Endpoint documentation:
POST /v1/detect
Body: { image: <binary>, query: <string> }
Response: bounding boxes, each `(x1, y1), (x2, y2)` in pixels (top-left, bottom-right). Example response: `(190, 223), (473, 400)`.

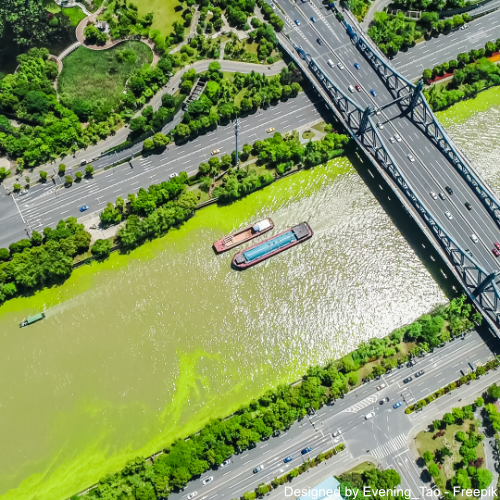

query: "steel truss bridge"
(275, 4), (500, 334)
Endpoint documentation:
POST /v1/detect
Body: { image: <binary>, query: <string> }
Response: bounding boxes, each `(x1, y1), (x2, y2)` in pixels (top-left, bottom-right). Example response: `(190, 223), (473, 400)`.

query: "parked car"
(403, 376), (413, 383)
(301, 446), (312, 454)
(333, 429), (342, 437)
(379, 397), (390, 405)
(220, 460), (231, 468)
(294, 19), (300, 25)
(370, 89), (377, 97)
(365, 411), (375, 419)
(430, 192), (437, 200)
(187, 493), (198, 500)
(415, 370), (425, 377)
(80, 205), (89, 212)
(465, 202), (472, 210)
(284, 455), (293, 463)
(202, 477), (213, 485)
(393, 401), (403, 409)
(354, 63), (360, 69)
(445, 186), (453, 195)
(445, 210), (453, 220)
(253, 464), (264, 473)
(311, 16), (316, 22)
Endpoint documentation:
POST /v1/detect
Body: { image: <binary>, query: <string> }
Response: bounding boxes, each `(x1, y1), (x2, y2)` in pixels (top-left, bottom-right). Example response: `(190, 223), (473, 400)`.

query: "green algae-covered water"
(2, 125), (490, 499)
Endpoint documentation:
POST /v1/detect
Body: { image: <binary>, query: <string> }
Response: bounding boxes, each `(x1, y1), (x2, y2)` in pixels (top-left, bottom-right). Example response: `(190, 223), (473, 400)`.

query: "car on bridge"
(445, 186), (453, 195)
(376, 122), (384, 129)
(355, 84), (362, 91)
(430, 192), (437, 200)
(393, 401), (403, 409)
(394, 133), (402, 142)
(337, 62), (344, 70)
(379, 397), (389, 405)
(465, 202), (472, 210)
(348, 85), (355, 93)
(311, 16), (316, 22)
(317, 38), (322, 45)
(301, 446), (312, 454)
(493, 248), (500, 258)
(407, 154), (415, 162)
(445, 210), (453, 220)
(495, 242), (500, 251)
(439, 192), (446, 200)
(470, 234), (479, 244)
(284, 455), (293, 463)
(354, 63), (360, 69)
(370, 89), (377, 97)
(253, 464), (264, 473)
(80, 205), (89, 212)
(294, 19), (300, 25)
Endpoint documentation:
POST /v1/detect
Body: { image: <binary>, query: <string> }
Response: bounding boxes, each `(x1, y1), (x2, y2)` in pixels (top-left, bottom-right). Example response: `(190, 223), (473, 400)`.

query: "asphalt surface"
(391, 9), (500, 81)
(168, 331), (498, 500)
(1, 93), (324, 242)
(273, 0), (500, 325)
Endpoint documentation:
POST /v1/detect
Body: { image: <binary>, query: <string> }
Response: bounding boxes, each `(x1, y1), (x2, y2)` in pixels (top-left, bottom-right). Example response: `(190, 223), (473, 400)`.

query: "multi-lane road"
(167, 331), (498, 500)
(0, 93), (324, 246)
(392, 10), (500, 81)
(272, 0), (500, 326)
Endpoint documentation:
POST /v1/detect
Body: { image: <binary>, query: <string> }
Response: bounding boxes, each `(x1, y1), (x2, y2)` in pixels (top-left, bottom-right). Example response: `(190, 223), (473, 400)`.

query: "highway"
(270, 0), (500, 327)
(166, 331), (498, 500)
(391, 9), (500, 81)
(0, 93), (324, 244)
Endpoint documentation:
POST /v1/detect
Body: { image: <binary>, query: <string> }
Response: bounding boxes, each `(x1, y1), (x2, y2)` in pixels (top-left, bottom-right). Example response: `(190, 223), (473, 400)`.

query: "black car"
(415, 370), (425, 377)
(403, 376), (413, 383)
(465, 202), (472, 210)
(317, 38), (322, 44)
(445, 186), (453, 195)
(379, 397), (390, 405)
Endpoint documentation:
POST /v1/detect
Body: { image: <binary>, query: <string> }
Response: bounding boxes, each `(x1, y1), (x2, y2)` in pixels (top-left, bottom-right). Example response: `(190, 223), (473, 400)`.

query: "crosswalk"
(341, 393), (378, 413)
(370, 433), (407, 459)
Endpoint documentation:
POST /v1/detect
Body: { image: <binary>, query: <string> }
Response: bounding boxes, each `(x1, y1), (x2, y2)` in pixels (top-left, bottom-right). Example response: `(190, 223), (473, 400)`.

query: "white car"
(19, 189), (28, 195)
(389, 136), (395, 143)
(201, 477), (213, 485)
(348, 85), (355, 93)
(187, 492), (198, 500)
(169, 172), (179, 179)
(460, 23), (469, 30)
(470, 234), (479, 243)
(445, 210), (453, 220)
(394, 134), (402, 142)
(376, 122), (384, 129)
(220, 459), (231, 468)
(333, 429), (342, 437)
(407, 154), (415, 162)
(337, 62), (344, 70)
(430, 192), (437, 200)
(365, 411), (375, 419)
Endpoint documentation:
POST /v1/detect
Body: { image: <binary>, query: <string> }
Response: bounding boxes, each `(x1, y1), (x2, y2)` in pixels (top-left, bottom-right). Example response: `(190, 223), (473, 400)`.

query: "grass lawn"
(312, 121), (326, 133)
(302, 130), (316, 140)
(45, 1), (61, 14)
(136, 0), (186, 39)
(58, 41), (152, 110)
(340, 461), (377, 476)
(62, 7), (87, 26)
(416, 421), (485, 496)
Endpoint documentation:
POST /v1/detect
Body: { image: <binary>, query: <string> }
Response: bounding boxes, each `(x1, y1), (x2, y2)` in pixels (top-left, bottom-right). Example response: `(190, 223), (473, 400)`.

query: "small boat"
(20, 312), (45, 328)
(232, 222), (313, 269)
(213, 218), (274, 253)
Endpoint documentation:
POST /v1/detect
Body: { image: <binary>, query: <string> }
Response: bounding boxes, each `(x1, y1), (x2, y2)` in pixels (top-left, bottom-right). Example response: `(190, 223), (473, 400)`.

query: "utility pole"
(234, 116), (241, 168)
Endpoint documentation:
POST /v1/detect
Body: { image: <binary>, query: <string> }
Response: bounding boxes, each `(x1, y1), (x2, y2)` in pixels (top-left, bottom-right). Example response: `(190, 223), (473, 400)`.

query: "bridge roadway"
(272, 0), (500, 331)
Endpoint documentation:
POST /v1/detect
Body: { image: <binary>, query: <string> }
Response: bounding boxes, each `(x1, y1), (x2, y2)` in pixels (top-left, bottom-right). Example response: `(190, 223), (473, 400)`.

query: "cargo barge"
(20, 312), (45, 328)
(213, 218), (274, 253)
(232, 222), (313, 269)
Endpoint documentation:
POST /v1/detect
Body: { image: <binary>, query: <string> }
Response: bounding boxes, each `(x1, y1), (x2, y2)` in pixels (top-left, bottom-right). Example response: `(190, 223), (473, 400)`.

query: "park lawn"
(341, 461), (377, 475)
(136, 0), (186, 39)
(415, 421), (485, 497)
(302, 130), (315, 140)
(58, 41), (152, 110)
(312, 121), (327, 133)
(45, 1), (61, 14)
(62, 7), (87, 26)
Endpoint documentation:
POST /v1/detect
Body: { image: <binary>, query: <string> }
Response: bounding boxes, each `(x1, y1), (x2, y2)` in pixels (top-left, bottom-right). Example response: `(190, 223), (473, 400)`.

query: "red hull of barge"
(213, 218), (274, 253)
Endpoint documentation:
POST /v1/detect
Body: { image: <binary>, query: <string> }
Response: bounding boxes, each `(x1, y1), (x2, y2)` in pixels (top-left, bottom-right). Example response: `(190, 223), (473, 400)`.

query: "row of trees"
(368, 11), (470, 56)
(69, 297), (479, 500)
(423, 39), (500, 82)
(424, 57), (500, 111)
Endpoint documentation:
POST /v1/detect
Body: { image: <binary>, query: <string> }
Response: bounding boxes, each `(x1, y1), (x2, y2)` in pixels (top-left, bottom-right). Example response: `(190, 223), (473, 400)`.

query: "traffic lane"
(385, 451), (425, 499)
(16, 99), (323, 230)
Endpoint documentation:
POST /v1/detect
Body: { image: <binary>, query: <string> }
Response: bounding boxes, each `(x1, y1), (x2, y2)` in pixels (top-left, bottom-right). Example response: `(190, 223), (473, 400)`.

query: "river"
(2, 90), (500, 500)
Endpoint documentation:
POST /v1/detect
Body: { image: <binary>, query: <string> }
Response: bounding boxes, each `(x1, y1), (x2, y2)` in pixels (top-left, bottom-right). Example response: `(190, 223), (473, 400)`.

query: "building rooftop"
(298, 476), (343, 500)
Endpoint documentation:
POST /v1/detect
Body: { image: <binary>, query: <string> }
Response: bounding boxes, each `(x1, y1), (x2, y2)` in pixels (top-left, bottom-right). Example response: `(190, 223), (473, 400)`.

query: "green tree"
(428, 463), (440, 479)
(488, 384), (500, 400)
(58, 164), (66, 176)
(64, 175), (73, 186)
(473, 468), (493, 489)
(85, 165), (94, 177)
(39, 171), (47, 182)
(91, 239), (112, 259)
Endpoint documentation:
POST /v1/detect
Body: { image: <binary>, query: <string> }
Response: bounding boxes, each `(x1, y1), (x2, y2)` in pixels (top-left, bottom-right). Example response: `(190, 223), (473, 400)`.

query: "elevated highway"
(271, 0), (500, 333)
